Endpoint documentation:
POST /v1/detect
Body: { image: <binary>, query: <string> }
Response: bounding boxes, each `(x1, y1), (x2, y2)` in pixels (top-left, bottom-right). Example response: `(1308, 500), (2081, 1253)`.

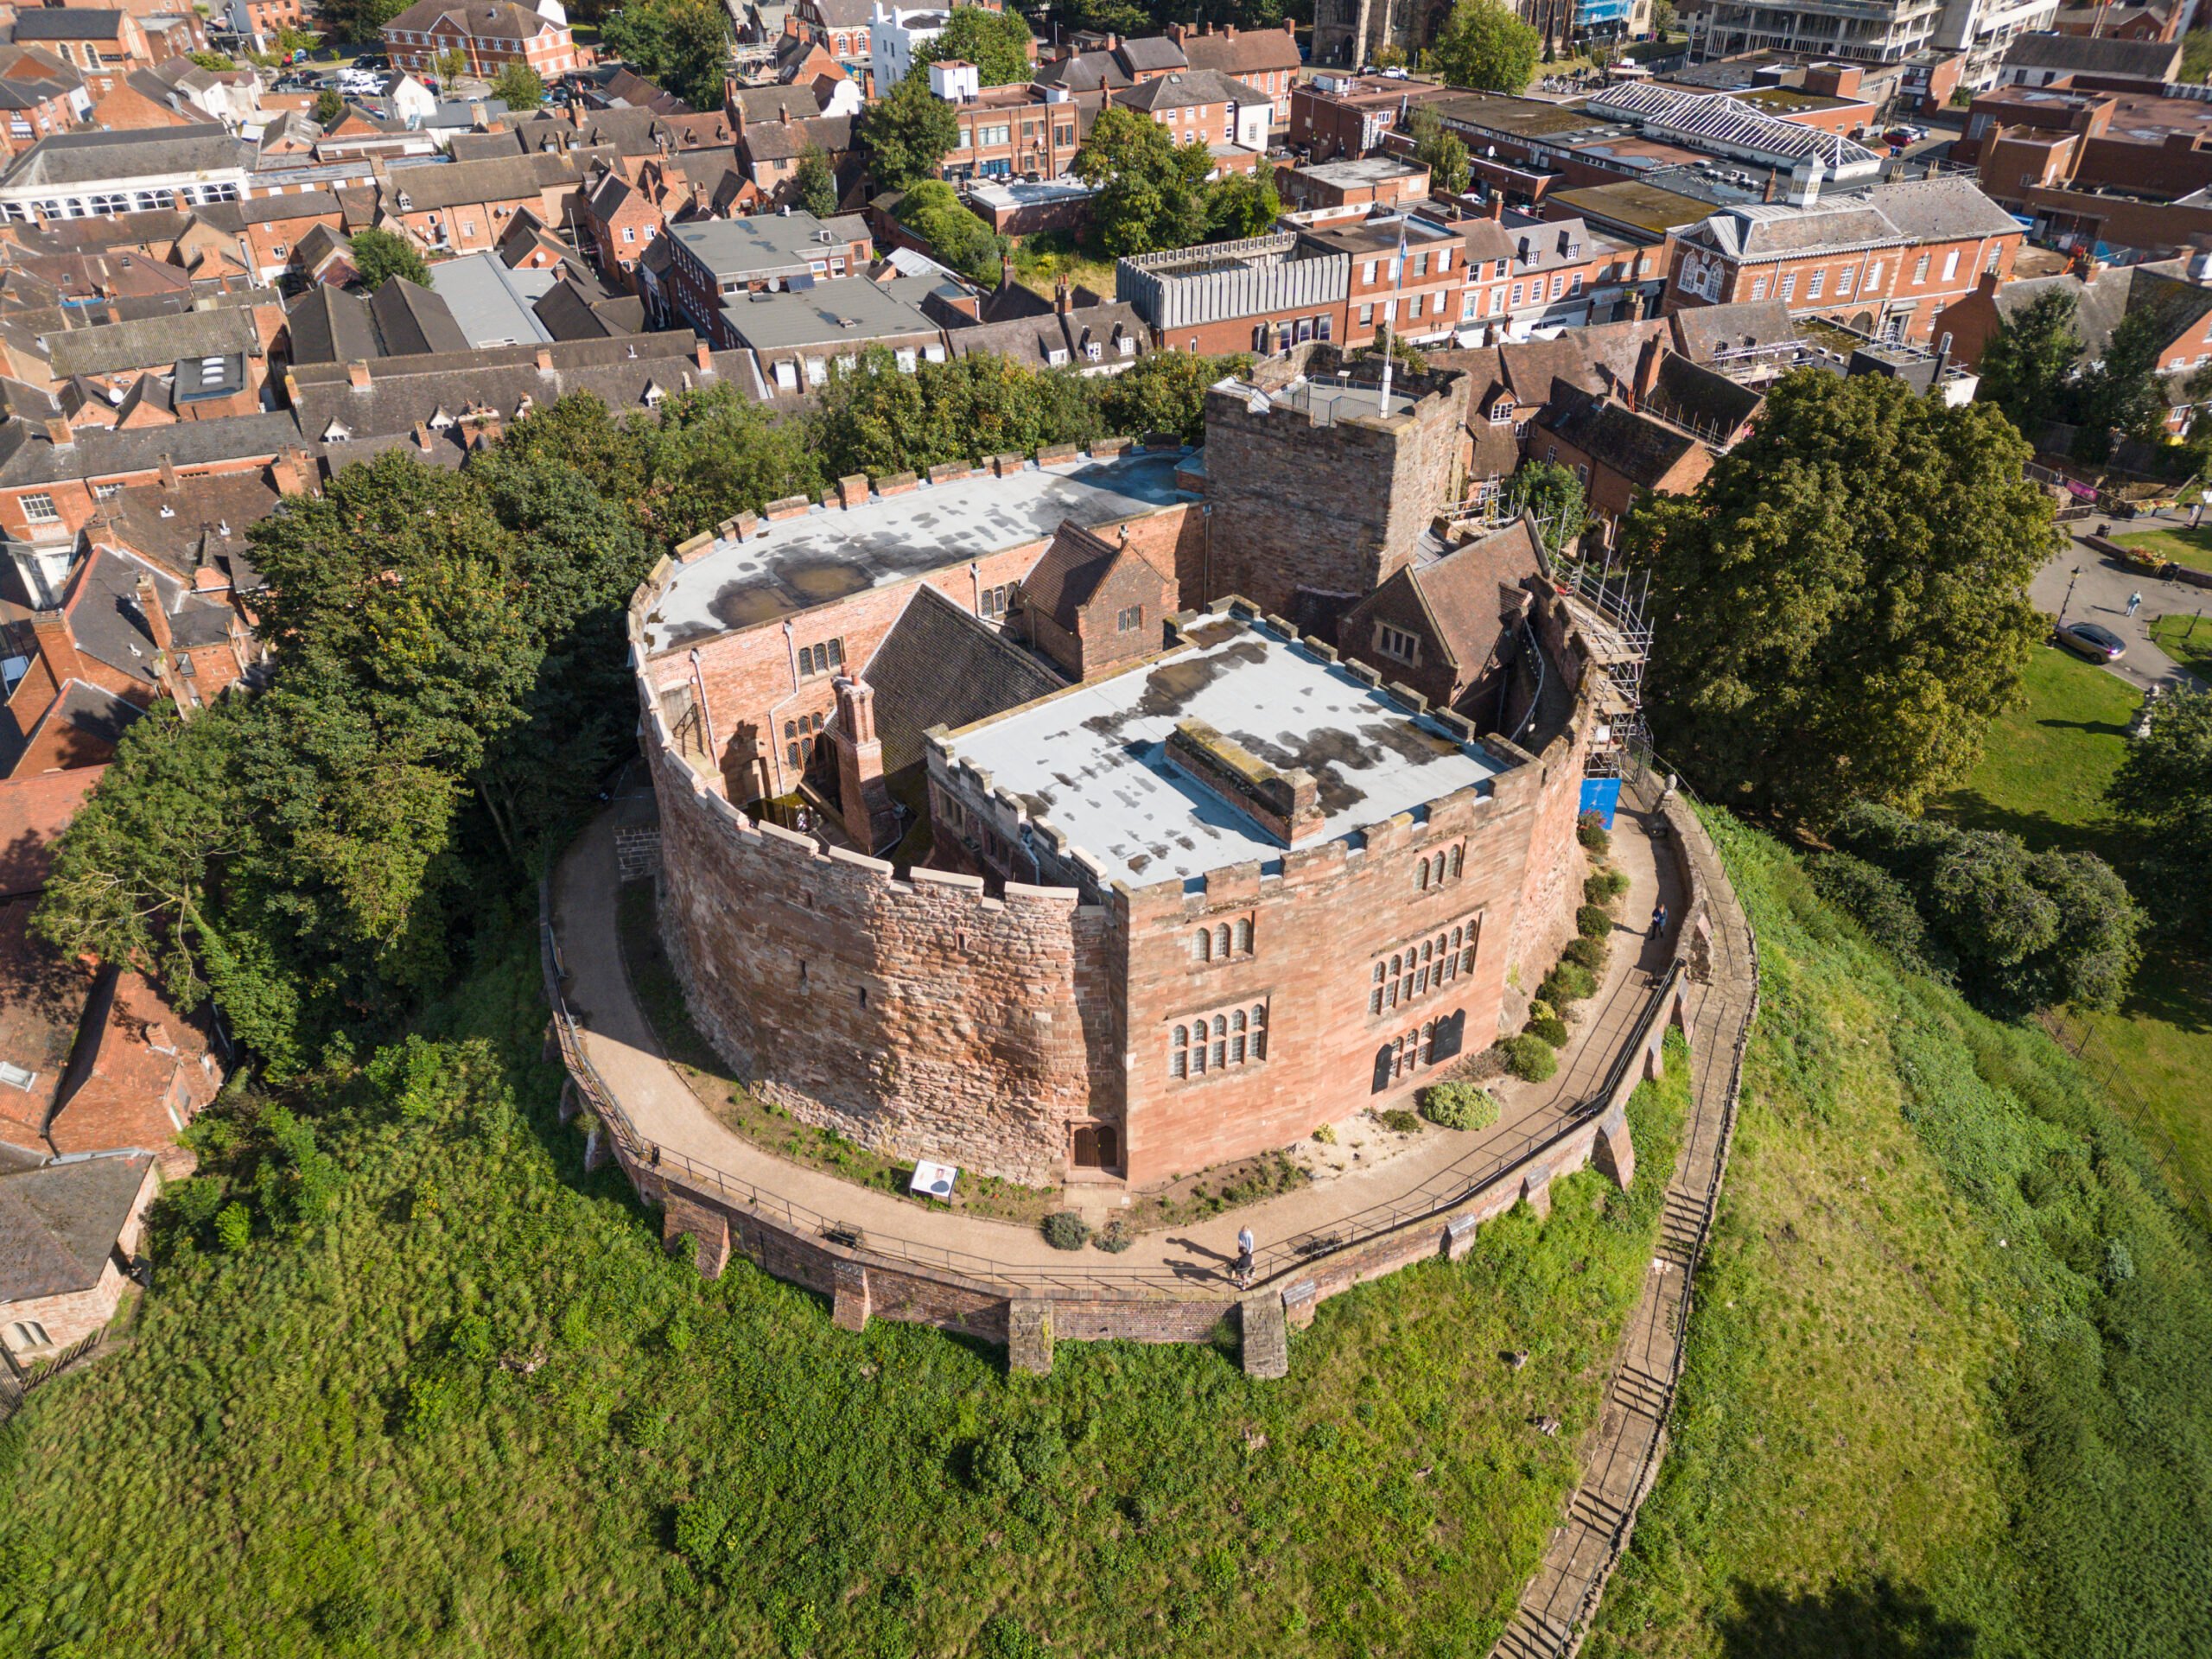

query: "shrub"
(1312, 1122), (1337, 1144)
(1563, 936), (1608, 971)
(1379, 1109), (1423, 1134)
(214, 1201), (252, 1253)
(1577, 812), (1611, 854)
(1808, 850), (1944, 980)
(1040, 1211), (1090, 1251)
(1421, 1081), (1498, 1131)
(1540, 960), (1598, 1005)
(1090, 1218), (1134, 1253)
(1584, 868), (1630, 906)
(1576, 904), (1614, 940)
(1528, 1014), (1569, 1048)
(1504, 1033), (1558, 1082)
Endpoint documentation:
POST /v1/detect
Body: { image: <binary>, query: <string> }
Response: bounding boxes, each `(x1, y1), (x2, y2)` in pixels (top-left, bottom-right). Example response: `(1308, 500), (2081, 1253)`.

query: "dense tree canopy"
(792, 143), (838, 217)
(1624, 369), (2052, 823)
(1504, 460), (1586, 552)
(892, 180), (1005, 284)
(1071, 106), (1215, 257)
(601, 0), (729, 110)
(860, 69), (962, 193)
(1408, 106), (1469, 197)
(1433, 0), (1540, 93)
(1206, 163), (1281, 241)
(349, 226), (431, 292)
(2107, 685), (2212, 934)
(915, 5), (1036, 85)
(490, 61), (545, 111)
(1975, 287), (2081, 440)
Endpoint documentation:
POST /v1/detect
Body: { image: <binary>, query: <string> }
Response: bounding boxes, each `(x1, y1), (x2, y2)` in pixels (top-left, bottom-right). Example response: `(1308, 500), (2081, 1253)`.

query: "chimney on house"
(266, 446), (314, 494)
(1762, 171), (1776, 203)
(413, 420), (434, 451)
(830, 674), (893, 849)
(158, 455), (179, 494)
(134, 569), (175, 654)
(535, 344), (556, 370)
(468, 99), (488, 130)
(1054, 275), (1071, 314)
(1486, 193), (1503, 220)
(346, 359), (372, 388)
(29, 610), (85, 686)
(1633, 336), (1663, 410)
(695, 339), (714, 372)
(779, 102), (791, 124)
(1224, 22), (1236, 39)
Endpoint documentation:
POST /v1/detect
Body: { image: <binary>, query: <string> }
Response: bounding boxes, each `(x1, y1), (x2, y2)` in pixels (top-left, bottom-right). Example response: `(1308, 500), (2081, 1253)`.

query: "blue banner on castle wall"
(1580, 776), (1622, 829)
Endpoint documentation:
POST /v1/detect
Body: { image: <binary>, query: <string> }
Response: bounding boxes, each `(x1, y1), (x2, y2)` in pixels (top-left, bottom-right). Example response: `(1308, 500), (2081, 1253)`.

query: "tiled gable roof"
(857, 583), (1062, 775)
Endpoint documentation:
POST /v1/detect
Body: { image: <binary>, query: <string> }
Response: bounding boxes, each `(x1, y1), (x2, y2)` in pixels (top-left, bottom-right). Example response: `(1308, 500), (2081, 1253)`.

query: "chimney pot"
(346, 359), (372, 388)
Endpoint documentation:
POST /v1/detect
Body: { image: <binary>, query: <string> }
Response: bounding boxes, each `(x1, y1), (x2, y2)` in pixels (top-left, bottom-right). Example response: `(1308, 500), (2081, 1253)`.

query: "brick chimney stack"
(1632, 336), (1663, 410)
(831, 675), (894, 849)
(134, 569), (174, 655)
(346, 359), (372, 388)
(1054, 275), (1071, 314)
(29, 610), (85, 686)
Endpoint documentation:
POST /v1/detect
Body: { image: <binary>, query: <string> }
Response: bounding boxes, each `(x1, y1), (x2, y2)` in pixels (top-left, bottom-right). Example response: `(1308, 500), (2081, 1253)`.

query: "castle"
(628, 346), (1611, 1190)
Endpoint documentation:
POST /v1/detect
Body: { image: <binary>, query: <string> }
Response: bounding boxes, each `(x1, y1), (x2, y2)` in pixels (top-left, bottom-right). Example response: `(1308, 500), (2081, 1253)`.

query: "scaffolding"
(1541, 538), (1653, 780)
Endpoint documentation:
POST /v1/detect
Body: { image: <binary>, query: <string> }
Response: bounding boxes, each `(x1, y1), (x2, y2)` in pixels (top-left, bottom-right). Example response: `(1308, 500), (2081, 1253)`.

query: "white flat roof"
(941, 614), (1510, 888)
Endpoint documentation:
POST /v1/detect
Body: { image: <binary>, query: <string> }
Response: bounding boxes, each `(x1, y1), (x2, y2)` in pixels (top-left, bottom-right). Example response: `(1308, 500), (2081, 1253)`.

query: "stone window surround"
(1168, 998), (1271, 1079)
(1370, 912), (1478, 1018)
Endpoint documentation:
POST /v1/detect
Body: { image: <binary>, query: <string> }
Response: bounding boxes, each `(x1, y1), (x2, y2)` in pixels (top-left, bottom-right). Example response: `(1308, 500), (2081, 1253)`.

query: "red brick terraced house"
(0, 48), (90, 162)
(1166, 22), (1300, 129)
(382, 0), (578, 83)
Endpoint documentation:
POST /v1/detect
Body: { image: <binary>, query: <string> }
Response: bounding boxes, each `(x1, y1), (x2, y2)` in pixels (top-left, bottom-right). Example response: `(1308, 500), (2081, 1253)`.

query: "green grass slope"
(1592, 812), (2212, 1659)
(0, 940), (1691, 1659)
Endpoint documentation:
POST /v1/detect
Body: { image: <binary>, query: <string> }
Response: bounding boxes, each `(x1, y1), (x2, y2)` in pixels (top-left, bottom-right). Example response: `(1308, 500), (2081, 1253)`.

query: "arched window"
(1450, 844), (1464, 880)
(811, 713), (826, 733)
(1234, 917), (1252, 955)
(1216, 923), (1232, 959)
(1170, 1025), (1188, 1077)
(1251, 1005), (1267, 1059)
(1420, 1020), (1436, 1065)
(787, 742), (800, 767)
(1461, 931), (1478, 974)
(1195, 929), (1211, 963)
(9, 1319), (48, 1350)
(1416, 860), (1429, 891)
(784, 719), (798, 739)
(1230, 1008), (1247, 1064)
(1370, 963), (1385, 1017)
(1191, 1025), (1208, 1073)
(1211, 1014), (1228, 1071)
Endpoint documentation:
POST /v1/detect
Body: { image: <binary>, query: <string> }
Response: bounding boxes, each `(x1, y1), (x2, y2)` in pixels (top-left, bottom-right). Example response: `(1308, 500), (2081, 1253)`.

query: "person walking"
(1233, 1225), (1255, 1290)
(1649, 901), (1669, 940)
(2127, 590), (2144, 619)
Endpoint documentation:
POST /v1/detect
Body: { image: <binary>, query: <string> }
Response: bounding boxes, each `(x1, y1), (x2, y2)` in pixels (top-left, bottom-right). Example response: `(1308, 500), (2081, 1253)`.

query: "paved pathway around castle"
(552, 797), (1680, 1287)
(2036, 519), (2209, 693)
(1491, 779), (1758, 1659)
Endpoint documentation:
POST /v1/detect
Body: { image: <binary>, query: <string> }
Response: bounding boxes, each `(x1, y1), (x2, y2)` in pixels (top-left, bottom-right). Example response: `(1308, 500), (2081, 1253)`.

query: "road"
(2034, 515), (2209, 694)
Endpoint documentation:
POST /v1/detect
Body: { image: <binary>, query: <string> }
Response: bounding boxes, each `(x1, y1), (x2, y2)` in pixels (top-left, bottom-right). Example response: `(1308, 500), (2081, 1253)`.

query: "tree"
(313, 87), (346, 127)
(350, 226), (431, 291)
(1206, 162), (1281, 242)
(1976, 286), (2081, 441)
(1434, 0), (1540, 93)
(600, 0), (728, 109)
(1650, 0), (1678, 31)
(1071, 105), (1212, 257)
(859, 67), (960, 193)
(1408, 105), (1469, 196)
(1624, 368), (2053, 823)
(434, 46), (468, 84)
(489, 60), (544, 110)
(1505, 460), (1586, 551)
(892, 179), (1005, 285)
(914, 5), (1035, 86)
(189, 50), (238, 70)
(2107, 686), (2212, 934)
(1097, 349), (1249, 445)
(793, 143), (838, 217)
(2073, 308), (2168, 453)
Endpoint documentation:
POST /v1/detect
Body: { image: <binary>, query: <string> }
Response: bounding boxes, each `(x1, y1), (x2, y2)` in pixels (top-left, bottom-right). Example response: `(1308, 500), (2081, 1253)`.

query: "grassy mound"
(0, 938), (1690, 1659)
(1591, 812), (2212, 1658)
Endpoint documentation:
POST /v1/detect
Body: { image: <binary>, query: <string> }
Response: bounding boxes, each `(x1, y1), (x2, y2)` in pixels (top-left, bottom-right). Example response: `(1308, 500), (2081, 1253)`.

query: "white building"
(868, 3), (950, 95)
(0, 127), (250, 224)
(1936, 0), (2063, 91)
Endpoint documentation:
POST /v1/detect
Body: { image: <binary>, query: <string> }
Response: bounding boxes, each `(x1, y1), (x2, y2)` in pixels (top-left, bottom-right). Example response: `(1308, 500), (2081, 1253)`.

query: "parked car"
(2056, 620), (2126, 662)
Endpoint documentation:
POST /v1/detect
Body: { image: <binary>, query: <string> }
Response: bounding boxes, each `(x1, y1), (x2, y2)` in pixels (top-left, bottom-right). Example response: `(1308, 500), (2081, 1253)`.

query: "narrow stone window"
(1230, 1009), (1247, 1065)
(1416, 861), (1429, 892)
(1170, 1024), (1188, 1077)
(1251, 1005), (1267, 1059)
(1211, 1015), (1228, 1071)
(1195, 928), (1211, 963)
(1216, 923), (1232, 959)
(1234, 917), (1253, 955)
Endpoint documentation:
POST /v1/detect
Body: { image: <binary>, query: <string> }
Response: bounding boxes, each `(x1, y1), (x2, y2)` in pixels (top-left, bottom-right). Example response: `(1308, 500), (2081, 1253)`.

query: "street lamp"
(2060, 565), (2081, 624)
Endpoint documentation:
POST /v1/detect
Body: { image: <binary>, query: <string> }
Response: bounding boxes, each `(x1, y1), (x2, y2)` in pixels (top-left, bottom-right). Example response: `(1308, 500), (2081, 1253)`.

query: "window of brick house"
(1171, 1001), (1266, 1077)
(1913, 253), (1930, 283)
(1376, 623), (1419, 664)
(1370, 917), (1477, 1014)
(1750, 276), (1768, 301)
(7, 1320), (49, 1351)
(798, 639), (844, 676)
(1116, 604), (1142, 631)
(1372, 1009), (1464, 1090)
(1779, 272), (1796, 301)
(20, 493), (57, 523)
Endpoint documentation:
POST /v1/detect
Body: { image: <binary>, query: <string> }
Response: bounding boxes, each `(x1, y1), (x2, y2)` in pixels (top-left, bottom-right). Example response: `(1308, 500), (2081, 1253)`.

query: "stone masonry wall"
(1200, 358), (1471, 624)
(647, 730), (1109, 1185)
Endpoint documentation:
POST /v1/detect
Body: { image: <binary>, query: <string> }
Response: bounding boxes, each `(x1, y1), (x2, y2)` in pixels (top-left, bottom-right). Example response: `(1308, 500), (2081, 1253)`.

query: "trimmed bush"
(1090, 1219), (1134, 1254)
(1540, 960), (1598, 1005)
(1379, 1109), (1423, 1135)
(1312, 1122), (1338, 1145)
(1421, 1081), (1498, 1131)
(1040, 1211), (1090, 1251)
(1577, 812), (1611, 854)
(1528, 1014), (1569, 1048)
(1576, 905), (1614, 940)
(1503, 1033), (1558, 1082)
(1584, 868), (1630, 907)
(1563, 936), (1607, 972)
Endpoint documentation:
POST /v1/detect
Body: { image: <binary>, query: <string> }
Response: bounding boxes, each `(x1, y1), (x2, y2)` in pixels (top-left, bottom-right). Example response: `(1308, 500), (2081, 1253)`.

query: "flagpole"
(1378, 220), (1408, 416)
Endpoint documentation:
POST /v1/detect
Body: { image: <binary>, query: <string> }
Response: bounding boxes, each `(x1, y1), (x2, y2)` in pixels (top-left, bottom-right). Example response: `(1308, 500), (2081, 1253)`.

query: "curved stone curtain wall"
(645, 731), (1111, 1186)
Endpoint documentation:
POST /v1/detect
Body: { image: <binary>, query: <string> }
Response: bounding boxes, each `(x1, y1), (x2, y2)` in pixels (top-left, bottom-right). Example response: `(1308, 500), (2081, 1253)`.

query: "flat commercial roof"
(941, 614), (1509, 888)
(645, 450), (1193, 648)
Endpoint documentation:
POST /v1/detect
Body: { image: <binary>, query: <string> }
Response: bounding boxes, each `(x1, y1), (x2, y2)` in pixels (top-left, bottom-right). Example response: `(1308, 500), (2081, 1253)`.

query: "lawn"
(1930, 640), (2212, 1201)
(2111, 522), (2212, 574)
(2150, 611), (2212, 683)
(1590, 812), (2212, 1658)
(0, 932), (1692, 1659)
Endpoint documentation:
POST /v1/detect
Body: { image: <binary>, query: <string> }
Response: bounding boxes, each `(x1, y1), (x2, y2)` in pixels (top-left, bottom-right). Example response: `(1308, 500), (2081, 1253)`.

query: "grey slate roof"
(43, 308), (259, 379)
(3, 126), (247, 189)
(379, 150), (584, 213)
(0, 411), (302, 489)
(719, 274), (941, 352)
(1694, 201), (1905, 260)
(1669, 297), (1797, 362)
(0, 1153), (154, 1302)
(10, 10), (125, 41)
(859, 583), (1062, 775)
(1115, 68), (1268, 113)
(1859, 176), (2023, 244)
(665, 210), (869, 280)
(369, 277), (471, 356)
(2001, 29), (2181, 79)
(1541, 387), (1703, 489)
(944, 301), (1147, 372)
(284, 284), (381, 365)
